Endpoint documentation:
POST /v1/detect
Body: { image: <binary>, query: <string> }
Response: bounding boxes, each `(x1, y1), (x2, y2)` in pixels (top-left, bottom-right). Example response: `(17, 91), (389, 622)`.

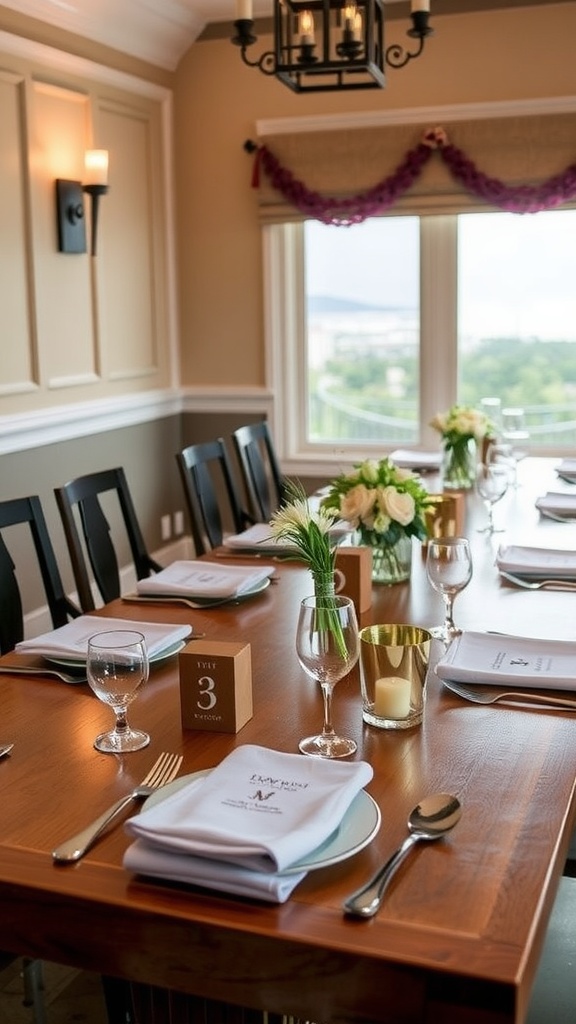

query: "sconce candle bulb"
(84, 149), (109, 186)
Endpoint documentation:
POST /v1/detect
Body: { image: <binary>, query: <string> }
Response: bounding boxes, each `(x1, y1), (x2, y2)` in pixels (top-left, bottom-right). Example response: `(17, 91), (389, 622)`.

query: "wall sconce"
(55, 150), (109, 256)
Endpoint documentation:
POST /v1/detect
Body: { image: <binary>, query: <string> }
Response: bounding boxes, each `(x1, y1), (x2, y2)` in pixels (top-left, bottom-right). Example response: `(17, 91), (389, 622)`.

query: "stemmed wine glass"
(426, 538), (473, 644)
(87, 630), (150, 753)
(476, 462), (509, 534)
(501, 407), (530, 487)
(296, 594), (360, 759)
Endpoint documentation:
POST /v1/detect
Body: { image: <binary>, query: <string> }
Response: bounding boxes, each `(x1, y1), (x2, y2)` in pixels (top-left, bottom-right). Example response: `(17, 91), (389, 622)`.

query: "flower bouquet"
(430, 405), (494, 490)
(321, 459), (432, 584)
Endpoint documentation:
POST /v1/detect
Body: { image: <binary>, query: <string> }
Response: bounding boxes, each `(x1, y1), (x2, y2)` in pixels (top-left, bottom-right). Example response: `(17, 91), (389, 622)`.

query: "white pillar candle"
(374, 676), (412, 719)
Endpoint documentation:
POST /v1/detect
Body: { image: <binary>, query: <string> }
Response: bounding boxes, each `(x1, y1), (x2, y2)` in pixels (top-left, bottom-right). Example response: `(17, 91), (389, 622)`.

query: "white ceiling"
(0, 0), (409, 71)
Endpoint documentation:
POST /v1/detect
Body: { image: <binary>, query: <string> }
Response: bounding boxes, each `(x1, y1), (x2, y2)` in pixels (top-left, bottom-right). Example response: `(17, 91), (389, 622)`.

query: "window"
(267, 209), (576, 473)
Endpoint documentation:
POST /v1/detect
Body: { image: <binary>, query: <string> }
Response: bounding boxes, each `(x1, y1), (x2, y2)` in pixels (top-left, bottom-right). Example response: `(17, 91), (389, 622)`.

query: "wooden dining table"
(1, 456), (576, 1024)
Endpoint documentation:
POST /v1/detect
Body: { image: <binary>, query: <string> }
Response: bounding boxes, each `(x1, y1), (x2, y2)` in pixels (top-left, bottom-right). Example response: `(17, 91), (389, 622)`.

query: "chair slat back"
(55, 467), (161, 612)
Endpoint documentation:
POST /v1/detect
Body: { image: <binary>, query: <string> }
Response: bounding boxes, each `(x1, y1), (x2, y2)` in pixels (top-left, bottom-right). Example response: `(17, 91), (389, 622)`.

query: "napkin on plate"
(126, 744), (373, 871)
(15, 615), (192, 660)
(389, 449), (442, 471)
(535, 492), (576, 517)
(496, 545), (576, 579)
(436, 631), (576, 691)
(556, 458), (576, 483)
(123, 745), (373, 901)
(224, 521), (350, 553)
(135, 560), (275, 598)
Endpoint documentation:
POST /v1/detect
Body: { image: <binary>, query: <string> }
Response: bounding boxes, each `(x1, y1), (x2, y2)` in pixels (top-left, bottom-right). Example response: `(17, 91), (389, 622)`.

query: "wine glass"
(476, 462), (509, 534)
(501, 407), (530, 487)
(87, 630), (150, 753)
(296, 594), (360, 758)
(426, 538), (473, 644)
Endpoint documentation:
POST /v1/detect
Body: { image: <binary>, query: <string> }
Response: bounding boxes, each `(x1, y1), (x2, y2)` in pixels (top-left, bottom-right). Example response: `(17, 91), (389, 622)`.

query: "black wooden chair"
(54, 467), (162, 612)
(0, 494), (80, 655)
(0, 495), (83, 1020)
(231, 421), (286, 522)
(176, 439), (253, 555)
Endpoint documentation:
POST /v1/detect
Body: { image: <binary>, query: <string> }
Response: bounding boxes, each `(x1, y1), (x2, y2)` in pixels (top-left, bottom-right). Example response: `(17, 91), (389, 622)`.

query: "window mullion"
(420, 215), (458, 447)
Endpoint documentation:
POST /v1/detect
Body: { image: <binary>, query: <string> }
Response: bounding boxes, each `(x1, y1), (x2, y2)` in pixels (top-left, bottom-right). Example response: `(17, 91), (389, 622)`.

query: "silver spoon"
(343, 793), (462, 919)
(0, 744), (14, 759)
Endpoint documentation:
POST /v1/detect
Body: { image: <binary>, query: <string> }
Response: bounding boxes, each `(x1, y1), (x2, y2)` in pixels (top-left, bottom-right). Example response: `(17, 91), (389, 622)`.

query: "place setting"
(435, 630), (576, 710)
(555, 457), (576, 484)
(495, 544), (576, 590)
(534, 490), (576, 522)
(121, 743), (379, 903)
(1, 615), (194, 684)
(123, 559), (277, 607)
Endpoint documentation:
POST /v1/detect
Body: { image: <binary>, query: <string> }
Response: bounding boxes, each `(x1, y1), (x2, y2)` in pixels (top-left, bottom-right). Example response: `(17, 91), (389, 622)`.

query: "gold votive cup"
(423, 492), (465, 546)
(359, 624), (432, 731)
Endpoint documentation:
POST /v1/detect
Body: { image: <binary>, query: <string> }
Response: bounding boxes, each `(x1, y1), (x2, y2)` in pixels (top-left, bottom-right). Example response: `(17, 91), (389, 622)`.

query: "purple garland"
(252, 127), (576, 223)
(257, 140), (433, 226)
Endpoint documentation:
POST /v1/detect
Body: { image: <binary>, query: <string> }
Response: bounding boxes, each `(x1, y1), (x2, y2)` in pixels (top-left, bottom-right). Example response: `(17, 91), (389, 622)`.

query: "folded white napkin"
(535, 492), (576, 517)
(125, 744), (373, 873)
(556, 458), (576, 483)
(15, 616), (192, 660)
(390, 449), (442, 471)
(123, 840), (306, 904)
(496, 545), (576, 579)
(224, 521), (350, 553)
(136, 561), (275, 598)
(436, 631), (576, 691)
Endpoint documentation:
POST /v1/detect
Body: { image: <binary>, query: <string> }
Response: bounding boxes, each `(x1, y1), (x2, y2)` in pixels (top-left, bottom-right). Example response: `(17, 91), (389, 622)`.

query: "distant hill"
(308, 295), (410, 314)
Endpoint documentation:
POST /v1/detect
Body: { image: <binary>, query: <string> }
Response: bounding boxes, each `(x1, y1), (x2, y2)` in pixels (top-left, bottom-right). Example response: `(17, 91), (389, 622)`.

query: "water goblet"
(426, 537), (473, 644)
(296, 594), (360, 759)
(476, 462), (509, 534)
(501, 407), (530, 487)
(87, 629), (150, 753)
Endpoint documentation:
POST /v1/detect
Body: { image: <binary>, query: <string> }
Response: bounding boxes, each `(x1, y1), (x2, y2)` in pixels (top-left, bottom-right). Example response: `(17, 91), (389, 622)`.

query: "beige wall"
(174, 3), (576, 388)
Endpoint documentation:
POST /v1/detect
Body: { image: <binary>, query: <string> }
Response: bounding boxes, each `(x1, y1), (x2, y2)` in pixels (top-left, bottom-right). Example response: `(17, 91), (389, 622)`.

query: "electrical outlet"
(173, 510), (185, 536)
(160, 514), (172, 541)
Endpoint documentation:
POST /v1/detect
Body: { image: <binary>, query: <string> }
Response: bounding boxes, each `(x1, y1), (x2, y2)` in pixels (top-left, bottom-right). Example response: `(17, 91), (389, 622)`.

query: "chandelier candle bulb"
(299, 10), (315, 44)
(374, 677), (412, 720)
(411, 0), (430, 11)
(236, 0), (253, 19)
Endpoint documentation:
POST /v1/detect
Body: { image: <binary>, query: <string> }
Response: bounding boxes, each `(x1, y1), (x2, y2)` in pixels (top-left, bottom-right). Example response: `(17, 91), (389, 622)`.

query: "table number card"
(179, 640), (253, 733)
(335, 546), (373, 613)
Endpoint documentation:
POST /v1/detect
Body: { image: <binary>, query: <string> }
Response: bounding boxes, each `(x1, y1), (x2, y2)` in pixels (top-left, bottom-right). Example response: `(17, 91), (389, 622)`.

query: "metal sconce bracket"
(55, 179), (87, 254)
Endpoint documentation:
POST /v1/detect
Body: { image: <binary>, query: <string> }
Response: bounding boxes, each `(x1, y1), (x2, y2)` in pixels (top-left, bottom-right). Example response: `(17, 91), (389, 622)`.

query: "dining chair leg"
(101, 974), (136, 1024)
(21, 958), (47, 1024)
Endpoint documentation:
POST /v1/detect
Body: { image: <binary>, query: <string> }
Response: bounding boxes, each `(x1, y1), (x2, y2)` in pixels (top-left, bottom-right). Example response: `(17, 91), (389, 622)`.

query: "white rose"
(379, 486), (415, 526)
(340, 484), (375, 526)
(430, 412), (448, 433)
(358, 460), (379, 484)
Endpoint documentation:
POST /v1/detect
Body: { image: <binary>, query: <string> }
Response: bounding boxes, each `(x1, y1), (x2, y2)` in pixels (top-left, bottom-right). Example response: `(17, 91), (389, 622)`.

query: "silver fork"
(499, 570), (576, 591)
(443, 678), (576, 710)
(52, 751), (183, 863)
(0, 665), (86, 684)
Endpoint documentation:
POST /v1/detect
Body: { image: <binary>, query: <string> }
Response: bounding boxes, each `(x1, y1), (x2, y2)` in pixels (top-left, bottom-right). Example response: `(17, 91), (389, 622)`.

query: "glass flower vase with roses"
(430, 405), (495, 491)
(321, 459), (432, 585)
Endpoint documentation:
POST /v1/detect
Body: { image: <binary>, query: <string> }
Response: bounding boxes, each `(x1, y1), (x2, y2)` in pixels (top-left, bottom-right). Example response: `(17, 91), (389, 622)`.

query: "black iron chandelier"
(231, 0), (434, 93)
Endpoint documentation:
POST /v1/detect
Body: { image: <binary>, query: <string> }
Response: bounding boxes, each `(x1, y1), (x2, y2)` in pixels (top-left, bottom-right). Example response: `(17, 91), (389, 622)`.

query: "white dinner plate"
(44, 638), (187, 670)
(144, 769), (382, 874)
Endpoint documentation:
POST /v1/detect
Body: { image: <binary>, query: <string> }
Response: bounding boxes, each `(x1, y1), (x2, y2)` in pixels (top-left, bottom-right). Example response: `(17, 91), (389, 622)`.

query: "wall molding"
(0, 386), (275, 455)
(256, 95), (576, 137)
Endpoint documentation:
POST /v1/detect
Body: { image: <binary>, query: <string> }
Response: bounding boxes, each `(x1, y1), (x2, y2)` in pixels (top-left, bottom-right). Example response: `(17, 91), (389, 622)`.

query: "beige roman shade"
(255, 111), (576, 223)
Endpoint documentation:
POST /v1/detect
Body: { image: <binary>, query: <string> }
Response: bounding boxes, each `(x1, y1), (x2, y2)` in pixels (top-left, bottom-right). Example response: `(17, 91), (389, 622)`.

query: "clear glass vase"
(442, 438), (477, 491)
(369, 534), (413, 585)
